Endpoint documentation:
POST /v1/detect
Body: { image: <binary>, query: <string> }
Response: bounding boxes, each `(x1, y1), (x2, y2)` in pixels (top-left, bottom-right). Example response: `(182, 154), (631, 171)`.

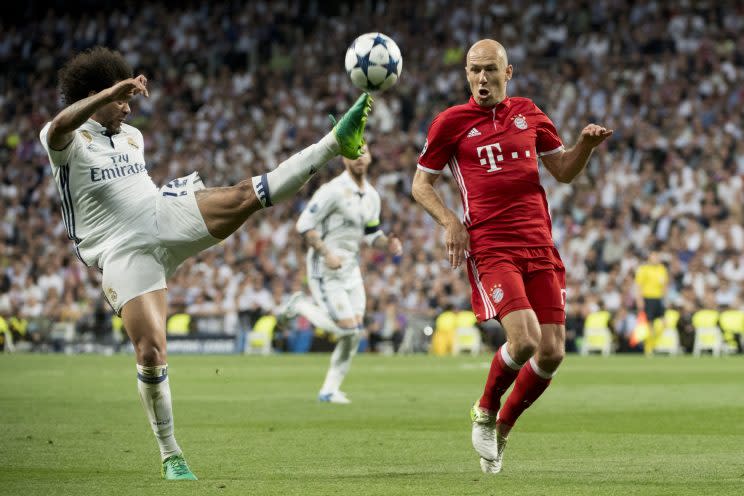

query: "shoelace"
(480, 424), (496, 443)
(168, 457), (190, 476)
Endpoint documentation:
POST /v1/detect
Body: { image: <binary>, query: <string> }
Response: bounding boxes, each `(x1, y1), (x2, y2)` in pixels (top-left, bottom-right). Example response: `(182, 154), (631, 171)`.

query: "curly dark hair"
(58, 46), (133, 104)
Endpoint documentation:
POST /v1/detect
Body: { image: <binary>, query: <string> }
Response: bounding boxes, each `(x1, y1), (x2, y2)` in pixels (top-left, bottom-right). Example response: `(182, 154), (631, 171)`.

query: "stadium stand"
(0, 1), (742, 354)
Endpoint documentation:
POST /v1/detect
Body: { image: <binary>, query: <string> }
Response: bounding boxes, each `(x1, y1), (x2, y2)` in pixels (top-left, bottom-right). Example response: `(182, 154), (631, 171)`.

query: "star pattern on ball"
(372, 34), (389, 49)
(384, 57), (400, 78)
(355, 51), (372, 75)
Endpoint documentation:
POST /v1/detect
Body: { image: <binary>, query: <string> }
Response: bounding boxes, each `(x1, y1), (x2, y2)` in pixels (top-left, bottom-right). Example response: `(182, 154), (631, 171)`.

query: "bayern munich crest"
(514, 114), (528, 130)
(491, 286), (504, 303)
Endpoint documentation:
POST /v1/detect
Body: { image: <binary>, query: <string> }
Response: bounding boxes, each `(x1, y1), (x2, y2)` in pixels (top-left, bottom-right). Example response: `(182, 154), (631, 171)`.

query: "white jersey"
(39, 119), (158, 266)
(296, 171), (383, 278)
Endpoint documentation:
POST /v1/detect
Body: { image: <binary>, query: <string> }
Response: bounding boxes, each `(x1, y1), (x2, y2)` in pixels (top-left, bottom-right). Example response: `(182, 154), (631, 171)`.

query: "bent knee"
(537, 347), (565, 370)
(134, 339), (167, 366)
(512, 338), (539, 361)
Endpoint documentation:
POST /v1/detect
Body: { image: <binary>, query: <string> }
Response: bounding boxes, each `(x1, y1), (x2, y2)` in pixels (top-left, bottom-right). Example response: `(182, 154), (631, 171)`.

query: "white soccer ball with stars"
(344, 32), (403, 92)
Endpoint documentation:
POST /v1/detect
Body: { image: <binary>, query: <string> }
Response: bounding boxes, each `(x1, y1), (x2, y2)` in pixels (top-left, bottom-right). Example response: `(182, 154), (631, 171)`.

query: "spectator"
(0, 1), (741, 353)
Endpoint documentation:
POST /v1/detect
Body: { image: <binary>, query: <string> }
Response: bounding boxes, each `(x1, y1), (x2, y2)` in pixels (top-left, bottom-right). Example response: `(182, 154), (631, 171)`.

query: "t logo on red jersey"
(477, 143), (504, 172)
(477, 142), (534, 173)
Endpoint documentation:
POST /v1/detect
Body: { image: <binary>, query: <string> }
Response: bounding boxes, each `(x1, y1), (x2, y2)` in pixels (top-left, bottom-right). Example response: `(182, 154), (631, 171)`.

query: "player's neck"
(347, 171), (365, 188)
(350, 174), (365, 188)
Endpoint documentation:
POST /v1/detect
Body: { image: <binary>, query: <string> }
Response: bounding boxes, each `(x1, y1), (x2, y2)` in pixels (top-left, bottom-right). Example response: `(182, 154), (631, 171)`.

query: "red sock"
(478, 345), (521, 413)
(498, 359), (552, 427)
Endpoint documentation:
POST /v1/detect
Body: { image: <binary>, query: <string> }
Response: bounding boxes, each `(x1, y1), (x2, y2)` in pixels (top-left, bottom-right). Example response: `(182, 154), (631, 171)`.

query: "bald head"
(465, 39), (512, 107)
(467, 39), (508, 67)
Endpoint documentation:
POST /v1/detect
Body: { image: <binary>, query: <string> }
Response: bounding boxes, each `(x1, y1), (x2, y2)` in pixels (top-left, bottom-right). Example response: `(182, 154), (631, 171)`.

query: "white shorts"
(101, 172), (220, 314)
(308, 270), (366, 322)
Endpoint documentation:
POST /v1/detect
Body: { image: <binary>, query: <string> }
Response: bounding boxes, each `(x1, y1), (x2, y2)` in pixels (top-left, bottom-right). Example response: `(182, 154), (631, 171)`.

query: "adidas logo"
(466, 128), (481, 138)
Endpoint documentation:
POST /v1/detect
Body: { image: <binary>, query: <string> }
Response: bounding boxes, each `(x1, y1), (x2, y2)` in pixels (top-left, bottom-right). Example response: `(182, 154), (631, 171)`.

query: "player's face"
(466, 47), (512, 107)
(97, 100), (131, 133)
(343, 145), (371, 178)
(91, 86), (131, 133)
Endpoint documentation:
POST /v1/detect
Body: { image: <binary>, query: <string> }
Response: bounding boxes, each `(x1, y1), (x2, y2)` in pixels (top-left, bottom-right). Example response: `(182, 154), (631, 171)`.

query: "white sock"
(252, 133), (339, 207)
(294, 297), (350, 336)
(137, 364), (181, 460)
(500, 343), (524, 370)
(320, 328), (362, 395)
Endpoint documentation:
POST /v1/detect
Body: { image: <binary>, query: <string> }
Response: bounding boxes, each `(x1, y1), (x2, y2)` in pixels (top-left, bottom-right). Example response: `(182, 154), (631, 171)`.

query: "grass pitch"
(1, 353), (743, 496)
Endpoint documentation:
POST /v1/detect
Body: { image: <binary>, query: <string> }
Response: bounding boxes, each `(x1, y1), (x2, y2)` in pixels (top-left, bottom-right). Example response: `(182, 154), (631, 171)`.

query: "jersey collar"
(340, 170), (367, 194)
(83, 119), (109, 134)
(468, 95), (512, 112)
(83, 118), (119, 137)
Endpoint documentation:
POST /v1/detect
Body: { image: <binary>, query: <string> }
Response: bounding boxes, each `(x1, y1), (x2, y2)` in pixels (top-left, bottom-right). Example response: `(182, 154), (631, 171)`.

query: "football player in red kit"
(412, 39), (612, 474)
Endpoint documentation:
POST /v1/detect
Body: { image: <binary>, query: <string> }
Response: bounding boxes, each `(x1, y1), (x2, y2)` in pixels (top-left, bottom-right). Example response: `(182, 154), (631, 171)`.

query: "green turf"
(1, 354), (743, 495)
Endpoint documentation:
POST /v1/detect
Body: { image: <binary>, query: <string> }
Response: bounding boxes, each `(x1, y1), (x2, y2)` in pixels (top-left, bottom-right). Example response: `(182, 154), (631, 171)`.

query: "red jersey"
(418, 96), (563, 254)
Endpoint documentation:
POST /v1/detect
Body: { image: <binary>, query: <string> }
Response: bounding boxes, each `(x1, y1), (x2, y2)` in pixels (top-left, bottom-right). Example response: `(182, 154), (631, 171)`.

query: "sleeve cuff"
(538, 145), (564, 157)
(417, 163), (443, 174)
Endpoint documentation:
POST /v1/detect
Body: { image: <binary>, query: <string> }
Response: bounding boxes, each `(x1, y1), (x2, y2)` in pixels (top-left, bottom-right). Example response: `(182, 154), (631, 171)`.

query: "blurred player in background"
(39, 46), (372, 480)
(411, 39), (612, 474)
(277, 145), (402, 404)
(634, 250), (669, 354)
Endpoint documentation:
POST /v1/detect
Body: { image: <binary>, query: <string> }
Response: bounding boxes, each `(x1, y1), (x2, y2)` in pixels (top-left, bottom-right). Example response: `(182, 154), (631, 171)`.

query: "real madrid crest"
(127, 137), (139, 149)
(107, 287), (118, 303)
(513, 114), (528, 130)
(491, 285), (504, 303)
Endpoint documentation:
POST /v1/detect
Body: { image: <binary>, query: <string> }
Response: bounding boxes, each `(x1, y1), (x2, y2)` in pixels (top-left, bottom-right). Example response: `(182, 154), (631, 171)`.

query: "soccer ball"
(344, 32), (403, 92)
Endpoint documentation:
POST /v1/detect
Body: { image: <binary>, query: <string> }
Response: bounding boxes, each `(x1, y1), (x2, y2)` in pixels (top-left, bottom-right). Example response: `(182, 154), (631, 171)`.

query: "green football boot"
(161, 454), (198, 480)
(331, 93), (373, 159)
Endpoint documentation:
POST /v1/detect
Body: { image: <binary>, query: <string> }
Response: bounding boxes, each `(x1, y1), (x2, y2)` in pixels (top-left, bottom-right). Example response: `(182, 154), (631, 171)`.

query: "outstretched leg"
(195, 94), (372, 239)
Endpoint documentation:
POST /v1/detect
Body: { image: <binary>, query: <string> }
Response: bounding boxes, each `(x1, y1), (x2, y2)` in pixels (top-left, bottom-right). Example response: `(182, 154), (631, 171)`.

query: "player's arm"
(634, 267), (645, 312)
(540, 124), (613, 184)
(412, 169), (469, 269)
(46, 76), (149, 150)
(302, 229), (342, 270)
(370, 230), (402, 255)
(296, 188), (341, 270)
(365, 194), (402, 255)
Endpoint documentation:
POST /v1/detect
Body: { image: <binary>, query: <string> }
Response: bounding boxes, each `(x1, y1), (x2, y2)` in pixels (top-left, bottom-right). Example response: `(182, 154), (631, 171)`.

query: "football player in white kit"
(38, 47), (372, 480)
(278, 145), (402, 404)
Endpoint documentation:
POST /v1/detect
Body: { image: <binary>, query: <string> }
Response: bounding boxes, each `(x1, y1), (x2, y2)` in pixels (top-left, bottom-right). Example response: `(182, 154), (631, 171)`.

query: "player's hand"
(324, 252), (343, 270)
(108, 75), (149, 102)
(579, 124), (613, 148)
(387, 234), (403, 256)
(444, 218), (469, 269)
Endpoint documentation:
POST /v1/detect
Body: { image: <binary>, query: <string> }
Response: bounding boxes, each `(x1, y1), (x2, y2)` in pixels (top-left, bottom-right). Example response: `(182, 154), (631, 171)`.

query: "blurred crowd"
(1, 0), (743, 352)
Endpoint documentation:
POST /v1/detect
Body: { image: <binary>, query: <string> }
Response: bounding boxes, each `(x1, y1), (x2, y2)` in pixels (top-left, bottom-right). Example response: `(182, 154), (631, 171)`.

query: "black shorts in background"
(644, 298), (665, 321)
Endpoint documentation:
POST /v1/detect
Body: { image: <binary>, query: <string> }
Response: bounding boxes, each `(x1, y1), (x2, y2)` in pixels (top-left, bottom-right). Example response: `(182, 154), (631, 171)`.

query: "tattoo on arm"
(48, 91), (116, 150)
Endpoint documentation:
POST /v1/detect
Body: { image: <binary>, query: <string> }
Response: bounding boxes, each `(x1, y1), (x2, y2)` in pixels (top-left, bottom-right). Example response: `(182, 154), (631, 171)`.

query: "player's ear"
(505, 64), (513, 81)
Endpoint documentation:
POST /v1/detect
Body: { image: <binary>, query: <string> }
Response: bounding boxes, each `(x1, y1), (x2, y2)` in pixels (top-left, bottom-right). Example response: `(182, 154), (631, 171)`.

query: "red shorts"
(466, 246), (566, 324)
